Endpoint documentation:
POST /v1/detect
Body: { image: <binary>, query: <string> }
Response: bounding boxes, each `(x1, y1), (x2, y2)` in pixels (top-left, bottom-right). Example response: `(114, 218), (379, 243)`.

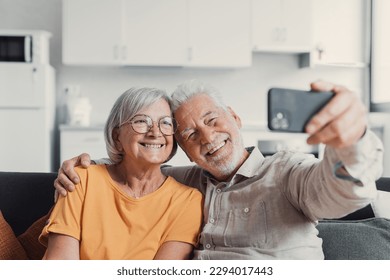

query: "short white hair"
(170, 80), (227, 113)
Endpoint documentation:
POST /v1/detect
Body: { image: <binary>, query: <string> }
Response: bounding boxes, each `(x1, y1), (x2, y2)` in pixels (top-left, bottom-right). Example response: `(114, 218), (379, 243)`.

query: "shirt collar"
(202, 146), (265, 185)
(234, 146), (265, 178)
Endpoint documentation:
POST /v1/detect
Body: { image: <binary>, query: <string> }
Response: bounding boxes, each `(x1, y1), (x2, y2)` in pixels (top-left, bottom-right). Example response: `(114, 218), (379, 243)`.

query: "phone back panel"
(268, 88), (334, 132)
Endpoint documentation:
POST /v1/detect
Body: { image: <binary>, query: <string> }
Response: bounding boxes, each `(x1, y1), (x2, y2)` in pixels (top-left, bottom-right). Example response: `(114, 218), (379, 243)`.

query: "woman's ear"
(113, 128), (123, 152)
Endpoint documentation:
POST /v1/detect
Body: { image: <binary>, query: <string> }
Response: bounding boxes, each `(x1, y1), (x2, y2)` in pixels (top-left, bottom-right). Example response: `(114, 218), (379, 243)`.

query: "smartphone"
(267, 88), (334, 133)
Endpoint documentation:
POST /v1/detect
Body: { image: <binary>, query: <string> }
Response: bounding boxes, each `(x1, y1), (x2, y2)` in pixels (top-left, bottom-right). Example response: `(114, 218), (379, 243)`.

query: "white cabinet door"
(252, 0), (312, 53)
(187, 0), (252, 67)
(371, 0), (390, 103)
(122, 0), (187, 66)
(308, 0), (369, 66)
(62, 0), (123, 65)
(60, 129), (107, 163)
(62, 0), (252, 67)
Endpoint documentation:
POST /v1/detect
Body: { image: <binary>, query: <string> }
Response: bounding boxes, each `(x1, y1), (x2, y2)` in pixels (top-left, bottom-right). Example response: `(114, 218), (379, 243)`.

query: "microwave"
(0, 30), (51, 64)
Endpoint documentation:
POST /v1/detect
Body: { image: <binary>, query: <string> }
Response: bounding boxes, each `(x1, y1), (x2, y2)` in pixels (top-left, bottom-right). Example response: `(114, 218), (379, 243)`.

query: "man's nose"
(199, 126), (215, 144)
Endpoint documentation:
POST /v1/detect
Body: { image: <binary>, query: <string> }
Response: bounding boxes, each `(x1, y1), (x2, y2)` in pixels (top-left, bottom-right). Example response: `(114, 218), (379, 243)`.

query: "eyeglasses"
(125, 114), (177, 136)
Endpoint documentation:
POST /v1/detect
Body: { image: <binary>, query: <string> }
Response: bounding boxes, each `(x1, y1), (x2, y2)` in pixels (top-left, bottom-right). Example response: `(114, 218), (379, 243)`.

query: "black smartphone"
(267, 88), (334, 132)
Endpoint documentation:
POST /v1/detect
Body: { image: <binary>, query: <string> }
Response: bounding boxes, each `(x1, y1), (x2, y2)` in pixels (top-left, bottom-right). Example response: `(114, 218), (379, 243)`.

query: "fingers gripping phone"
(267, 88), (334, 133)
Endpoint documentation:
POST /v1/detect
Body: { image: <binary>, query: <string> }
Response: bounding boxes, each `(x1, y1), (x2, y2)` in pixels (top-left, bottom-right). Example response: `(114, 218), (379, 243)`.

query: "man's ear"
(227, 106), (242, 128)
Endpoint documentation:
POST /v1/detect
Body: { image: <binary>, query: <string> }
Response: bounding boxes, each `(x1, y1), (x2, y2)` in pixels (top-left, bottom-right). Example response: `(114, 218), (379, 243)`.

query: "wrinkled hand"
(305, 80), (367, 148)
(54, 153), (92, 197)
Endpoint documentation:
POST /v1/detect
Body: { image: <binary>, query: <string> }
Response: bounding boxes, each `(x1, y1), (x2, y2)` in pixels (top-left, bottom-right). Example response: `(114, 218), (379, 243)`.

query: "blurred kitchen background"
(0, 0), (389, 175)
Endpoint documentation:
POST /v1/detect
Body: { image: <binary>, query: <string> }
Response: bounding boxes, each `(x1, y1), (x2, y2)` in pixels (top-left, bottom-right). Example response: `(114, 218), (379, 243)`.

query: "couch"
(0, 171), (389, 260)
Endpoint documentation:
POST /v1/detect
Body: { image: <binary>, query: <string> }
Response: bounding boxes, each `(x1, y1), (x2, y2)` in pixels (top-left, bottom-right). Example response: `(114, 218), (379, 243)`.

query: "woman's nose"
(147, 122), (162, 136)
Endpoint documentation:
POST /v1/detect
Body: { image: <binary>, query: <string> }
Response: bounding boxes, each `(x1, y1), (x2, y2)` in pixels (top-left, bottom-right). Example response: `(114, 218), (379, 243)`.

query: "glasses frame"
(125, 114), (177, 136)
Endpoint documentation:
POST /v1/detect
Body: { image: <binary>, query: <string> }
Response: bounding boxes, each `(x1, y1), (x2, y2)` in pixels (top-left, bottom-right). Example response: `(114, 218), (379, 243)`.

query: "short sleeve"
(39, 168), (87, 246)
(164, 189), (203, 246)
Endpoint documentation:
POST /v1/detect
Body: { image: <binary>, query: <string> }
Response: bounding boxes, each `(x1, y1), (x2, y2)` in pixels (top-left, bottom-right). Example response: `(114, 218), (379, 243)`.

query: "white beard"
(204, 134), (245, 179)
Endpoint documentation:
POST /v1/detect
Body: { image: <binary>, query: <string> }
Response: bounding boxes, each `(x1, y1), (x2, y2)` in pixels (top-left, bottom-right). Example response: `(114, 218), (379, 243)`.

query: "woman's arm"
(154, 241), (193, 260)
(43, 233), (80, 260)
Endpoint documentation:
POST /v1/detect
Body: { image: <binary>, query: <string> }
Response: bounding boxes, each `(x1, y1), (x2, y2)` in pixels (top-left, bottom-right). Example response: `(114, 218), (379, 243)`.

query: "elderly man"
(55, 80), (383, 259)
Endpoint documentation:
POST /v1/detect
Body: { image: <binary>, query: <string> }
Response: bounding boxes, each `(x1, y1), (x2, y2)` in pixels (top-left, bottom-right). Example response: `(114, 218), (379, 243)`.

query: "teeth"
(143, 144), (163, 149)
(208, 141), (225, 155)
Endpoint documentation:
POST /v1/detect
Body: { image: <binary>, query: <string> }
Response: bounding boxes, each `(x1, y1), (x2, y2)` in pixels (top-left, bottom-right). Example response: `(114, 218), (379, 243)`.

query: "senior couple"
(43, 80), (383, 260)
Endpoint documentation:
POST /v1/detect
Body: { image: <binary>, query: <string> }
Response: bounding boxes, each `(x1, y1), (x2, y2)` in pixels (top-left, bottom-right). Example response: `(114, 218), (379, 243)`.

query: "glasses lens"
(159, 117), (176, 136)
(129, 115), (176, 135)
(130, 115), (151, 133)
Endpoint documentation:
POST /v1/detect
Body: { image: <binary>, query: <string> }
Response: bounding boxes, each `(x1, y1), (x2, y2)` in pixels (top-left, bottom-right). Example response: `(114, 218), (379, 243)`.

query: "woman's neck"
(107, 162), (166, 199)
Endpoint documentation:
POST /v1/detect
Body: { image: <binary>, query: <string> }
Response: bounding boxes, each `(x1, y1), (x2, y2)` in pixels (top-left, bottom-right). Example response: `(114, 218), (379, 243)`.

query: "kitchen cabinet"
(121, 0), (187, 66)
(300, 0), (370, 68)
(187, 0), (251, 67)
(62, 0), (251, 67)
(371, 0), (390, 104)
(62, 0), (123, 65)
(60, 126), (107, 163)
(63, 0), (185, 66)
(252, 0), (312, 53)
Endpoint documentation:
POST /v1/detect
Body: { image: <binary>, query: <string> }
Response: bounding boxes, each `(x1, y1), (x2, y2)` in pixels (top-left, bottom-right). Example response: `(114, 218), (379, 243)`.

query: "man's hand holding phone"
(268, 80), (367, 148)
(306, 81), (367, 148)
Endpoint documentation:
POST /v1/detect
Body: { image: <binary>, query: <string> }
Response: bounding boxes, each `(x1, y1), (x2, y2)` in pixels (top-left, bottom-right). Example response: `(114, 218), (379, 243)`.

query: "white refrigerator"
(0, 63), (55, 172)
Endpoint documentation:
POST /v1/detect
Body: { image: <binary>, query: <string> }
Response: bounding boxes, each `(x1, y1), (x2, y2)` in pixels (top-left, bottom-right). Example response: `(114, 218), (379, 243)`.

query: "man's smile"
(206, 140), (227, 156)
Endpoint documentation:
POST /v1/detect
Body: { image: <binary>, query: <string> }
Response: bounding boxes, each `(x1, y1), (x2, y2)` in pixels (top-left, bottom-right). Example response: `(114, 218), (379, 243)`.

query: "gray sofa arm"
(317, 177), (390, 260)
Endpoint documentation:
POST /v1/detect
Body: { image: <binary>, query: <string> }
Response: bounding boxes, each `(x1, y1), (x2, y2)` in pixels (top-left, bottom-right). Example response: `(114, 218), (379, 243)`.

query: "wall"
(0, 0), (368, 169)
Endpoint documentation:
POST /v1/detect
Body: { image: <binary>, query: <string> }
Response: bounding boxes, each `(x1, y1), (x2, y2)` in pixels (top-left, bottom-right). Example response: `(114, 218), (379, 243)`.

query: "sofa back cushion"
(0, 172), (56, 236)
(0, 211), (27, 260)
(17, 212), (51, 260)
(317, 218), (390, 260)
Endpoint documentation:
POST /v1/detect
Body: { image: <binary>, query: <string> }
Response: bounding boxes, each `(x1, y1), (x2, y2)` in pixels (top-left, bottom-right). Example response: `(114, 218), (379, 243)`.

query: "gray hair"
(104, 87), (177, 163)
(170, 80), (227, 113)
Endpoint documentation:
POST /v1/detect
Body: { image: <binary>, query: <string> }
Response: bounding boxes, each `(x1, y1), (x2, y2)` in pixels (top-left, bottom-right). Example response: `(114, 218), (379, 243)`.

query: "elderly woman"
(39, 88), (203, 259)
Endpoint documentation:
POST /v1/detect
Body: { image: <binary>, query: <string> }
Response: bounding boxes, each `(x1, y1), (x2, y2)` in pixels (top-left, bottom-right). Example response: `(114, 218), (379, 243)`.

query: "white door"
(187, 0), (251, 67)
(62, 0), (123, 65)
(122, 0), (187, 66)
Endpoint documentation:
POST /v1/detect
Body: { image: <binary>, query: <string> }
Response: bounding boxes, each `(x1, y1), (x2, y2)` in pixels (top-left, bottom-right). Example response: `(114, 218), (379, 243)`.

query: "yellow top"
(39, 165), (203, 259)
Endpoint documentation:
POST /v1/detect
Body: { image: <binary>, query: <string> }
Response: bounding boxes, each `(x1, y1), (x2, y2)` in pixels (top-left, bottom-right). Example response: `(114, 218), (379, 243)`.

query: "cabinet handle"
(273, 28), (279, 42)
(188, 47), (193, 61)
(113, 45), (119, 60)
(32, 67), (38, 83)
(281, 27), (287, 42)
(316, 44), (325, 61)
(121, 45), (127, 60)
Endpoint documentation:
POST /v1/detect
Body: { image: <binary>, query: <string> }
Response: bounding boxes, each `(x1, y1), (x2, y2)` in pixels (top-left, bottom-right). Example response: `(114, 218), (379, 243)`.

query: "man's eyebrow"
(180, 127), (192, 137)
(179, 111), (215, 137)
(202, 111), (214, 118)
